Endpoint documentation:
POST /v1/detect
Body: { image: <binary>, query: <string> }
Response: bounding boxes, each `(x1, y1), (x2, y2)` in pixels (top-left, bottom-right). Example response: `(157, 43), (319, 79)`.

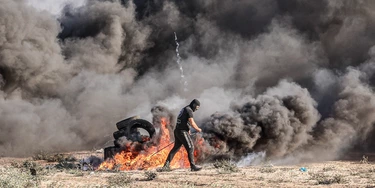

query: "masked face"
(189, 99), (201, 111)
(195, 106), (200, 111)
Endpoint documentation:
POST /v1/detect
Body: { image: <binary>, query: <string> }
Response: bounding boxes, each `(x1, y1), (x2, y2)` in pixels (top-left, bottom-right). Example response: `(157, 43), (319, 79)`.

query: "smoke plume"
(1, 0), (375, 164)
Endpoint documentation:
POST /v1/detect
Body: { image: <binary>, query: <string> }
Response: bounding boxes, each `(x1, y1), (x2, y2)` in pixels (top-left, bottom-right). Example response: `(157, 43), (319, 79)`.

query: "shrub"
(213, 160), (239, 173)
(259, 167), (276, 173)
(55, 161), (79, 170)
(360, 155), (369, 164)
(144, 171), (157, 180)
(33, 151), (76, 162)
(107, 173), (132, 187)
(310, 173), (346, 184)
(0, 167), (40, 187)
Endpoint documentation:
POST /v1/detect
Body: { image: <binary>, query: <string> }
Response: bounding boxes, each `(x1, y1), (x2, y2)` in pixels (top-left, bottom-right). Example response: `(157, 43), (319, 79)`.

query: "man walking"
(161, 99), (203, 171)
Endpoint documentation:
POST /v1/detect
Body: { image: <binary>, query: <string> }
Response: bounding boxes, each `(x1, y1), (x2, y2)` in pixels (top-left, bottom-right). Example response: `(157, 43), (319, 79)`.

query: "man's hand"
(189, 118), (202, 133)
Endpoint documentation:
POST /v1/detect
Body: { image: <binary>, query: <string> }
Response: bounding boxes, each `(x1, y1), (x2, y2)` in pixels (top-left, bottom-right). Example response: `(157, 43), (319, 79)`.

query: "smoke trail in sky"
(174, 32), (188, 92)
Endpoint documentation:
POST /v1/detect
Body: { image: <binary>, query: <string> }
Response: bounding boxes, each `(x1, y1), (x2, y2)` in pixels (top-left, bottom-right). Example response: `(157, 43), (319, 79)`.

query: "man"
(161, 99), (203, 171)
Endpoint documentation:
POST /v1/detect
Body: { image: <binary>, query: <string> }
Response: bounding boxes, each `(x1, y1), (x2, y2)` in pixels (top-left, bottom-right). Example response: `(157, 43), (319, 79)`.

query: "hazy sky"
(27, 0), (86, 15)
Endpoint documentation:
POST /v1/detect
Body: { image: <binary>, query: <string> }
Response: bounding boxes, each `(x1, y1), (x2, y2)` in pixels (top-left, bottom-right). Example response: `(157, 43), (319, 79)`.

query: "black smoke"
(1, 0), (375, 163)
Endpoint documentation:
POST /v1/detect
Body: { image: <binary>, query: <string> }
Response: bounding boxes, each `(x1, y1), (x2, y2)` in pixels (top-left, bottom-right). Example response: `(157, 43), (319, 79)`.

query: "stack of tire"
(104, 116), (156, 160)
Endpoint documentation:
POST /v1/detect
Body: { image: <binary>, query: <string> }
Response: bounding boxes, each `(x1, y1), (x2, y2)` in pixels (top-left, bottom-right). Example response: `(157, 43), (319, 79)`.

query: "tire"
(127, 119), (155, 139)
(104, 146), (122, 160)
(113, 129), (127, 140)
(113, 117), (155, 142)
(116, 116), (140, 130)
(113, 119), (155, 141)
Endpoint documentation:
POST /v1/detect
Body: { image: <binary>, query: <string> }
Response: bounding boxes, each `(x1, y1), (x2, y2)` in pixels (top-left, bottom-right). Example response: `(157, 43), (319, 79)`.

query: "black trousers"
(165, 129), (195, 167)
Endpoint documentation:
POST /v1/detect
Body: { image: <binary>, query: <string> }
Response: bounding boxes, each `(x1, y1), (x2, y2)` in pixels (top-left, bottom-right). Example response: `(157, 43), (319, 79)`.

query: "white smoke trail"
(174, 32), (188, 91)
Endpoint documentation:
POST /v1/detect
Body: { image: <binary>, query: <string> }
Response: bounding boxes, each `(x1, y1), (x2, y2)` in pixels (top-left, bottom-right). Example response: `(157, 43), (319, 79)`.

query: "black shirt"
(176, 106), (194, 131)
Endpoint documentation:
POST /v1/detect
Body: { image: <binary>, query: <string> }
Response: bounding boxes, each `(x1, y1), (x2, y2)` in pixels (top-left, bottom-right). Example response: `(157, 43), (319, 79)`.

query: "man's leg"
(178, 131), (202, 171)
(163, 134), (182, 169)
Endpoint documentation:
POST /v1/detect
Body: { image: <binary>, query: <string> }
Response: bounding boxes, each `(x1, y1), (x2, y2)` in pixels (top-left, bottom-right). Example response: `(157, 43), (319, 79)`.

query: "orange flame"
(98, 117), (195, 171)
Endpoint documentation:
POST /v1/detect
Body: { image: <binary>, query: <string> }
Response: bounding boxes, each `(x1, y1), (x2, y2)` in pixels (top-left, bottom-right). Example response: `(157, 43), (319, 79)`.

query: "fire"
(98, 117), (195, 171)
(193, 135), (205, 157)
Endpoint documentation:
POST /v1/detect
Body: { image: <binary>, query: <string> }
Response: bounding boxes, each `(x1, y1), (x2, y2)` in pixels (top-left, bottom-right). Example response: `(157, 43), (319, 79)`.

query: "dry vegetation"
(1, 151), (375, 187)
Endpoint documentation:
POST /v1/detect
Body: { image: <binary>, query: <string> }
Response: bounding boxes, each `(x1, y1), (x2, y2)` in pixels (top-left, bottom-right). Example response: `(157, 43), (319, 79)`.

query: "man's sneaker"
(191, 165), (202, 172)
(157, 161), (171, 172)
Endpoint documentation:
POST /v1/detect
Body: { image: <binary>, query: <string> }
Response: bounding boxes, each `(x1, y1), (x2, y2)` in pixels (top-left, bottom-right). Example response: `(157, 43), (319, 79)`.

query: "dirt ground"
(1, 151), (375, 188)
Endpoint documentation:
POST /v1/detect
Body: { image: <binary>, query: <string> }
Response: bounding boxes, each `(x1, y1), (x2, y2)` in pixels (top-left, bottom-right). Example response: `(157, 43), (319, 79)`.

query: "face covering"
(189, 99), (200, 112)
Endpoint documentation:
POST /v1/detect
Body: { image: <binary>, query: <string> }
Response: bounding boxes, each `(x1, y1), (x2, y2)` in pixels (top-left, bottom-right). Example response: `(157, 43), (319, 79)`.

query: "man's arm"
(188, 118), (202, 132)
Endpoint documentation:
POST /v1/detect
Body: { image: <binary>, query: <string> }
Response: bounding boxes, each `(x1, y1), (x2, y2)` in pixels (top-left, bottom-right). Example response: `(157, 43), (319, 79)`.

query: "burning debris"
(80, 156), (103, 171)
(104, 116), (155, 160)
(99, 106), (202, 171)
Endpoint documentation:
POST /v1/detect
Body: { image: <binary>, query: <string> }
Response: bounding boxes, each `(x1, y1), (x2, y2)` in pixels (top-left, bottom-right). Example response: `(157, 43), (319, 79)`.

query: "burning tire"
(105, 117), (155, 160)
(126, 119), (155, 140)
(113, 129), (127, 140)
(104, 146), (123, 160)
(114, 119), (155, 142)
(116, 116), (140, 130)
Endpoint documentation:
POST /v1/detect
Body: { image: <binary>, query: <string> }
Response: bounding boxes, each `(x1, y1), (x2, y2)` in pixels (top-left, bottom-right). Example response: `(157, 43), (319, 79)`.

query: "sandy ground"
(1, 151), (375, 188)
